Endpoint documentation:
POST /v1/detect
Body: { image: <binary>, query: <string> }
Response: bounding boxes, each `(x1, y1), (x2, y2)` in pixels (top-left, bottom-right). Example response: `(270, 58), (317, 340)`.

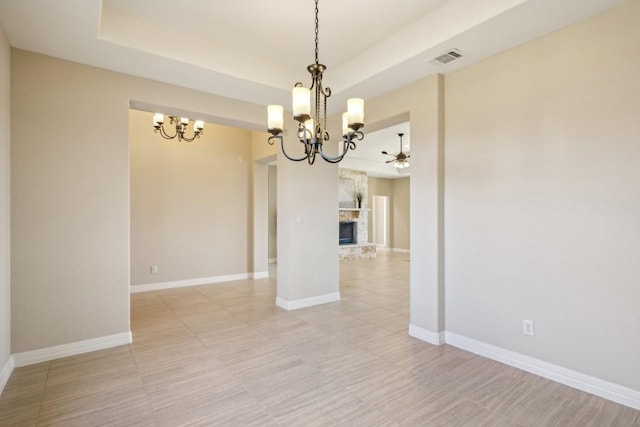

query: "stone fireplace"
(338, 169), (376, 260)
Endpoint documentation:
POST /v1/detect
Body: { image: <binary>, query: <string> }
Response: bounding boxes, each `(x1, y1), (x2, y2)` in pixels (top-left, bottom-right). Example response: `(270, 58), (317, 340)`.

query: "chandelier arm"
(275, 135), (310, 162)
(177, 127), (202, 143)
(180, 135), (197, 142)
(317, 133), (355, 163)
(318, 144), (349, 163)
(319, 150), (347, 164)
(158, 125), (177, 140)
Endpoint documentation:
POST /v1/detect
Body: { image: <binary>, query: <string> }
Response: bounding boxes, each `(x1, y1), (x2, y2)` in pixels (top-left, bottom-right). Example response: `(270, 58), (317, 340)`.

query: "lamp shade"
(267, 105), (284, 132)
(292, 86), (311, 122)
(194, 120), (204, 130)
(342, 112), (349, 137)
(303, 118), (314, 137)
(347, 98), (364, 129)
(153, 113), (164, 125)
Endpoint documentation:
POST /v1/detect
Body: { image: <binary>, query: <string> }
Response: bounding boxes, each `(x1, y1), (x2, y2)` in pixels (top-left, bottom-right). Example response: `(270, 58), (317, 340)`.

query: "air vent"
(430, 49), (464, 66)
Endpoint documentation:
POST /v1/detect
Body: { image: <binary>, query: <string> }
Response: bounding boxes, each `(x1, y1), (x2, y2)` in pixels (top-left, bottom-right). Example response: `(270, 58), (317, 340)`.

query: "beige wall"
(392, 178), (410, 250)
(0, 26), (10, 375)
(130, 110), (252, 285)
(11, 49), (265, 353)
(444, 1), (640, 390)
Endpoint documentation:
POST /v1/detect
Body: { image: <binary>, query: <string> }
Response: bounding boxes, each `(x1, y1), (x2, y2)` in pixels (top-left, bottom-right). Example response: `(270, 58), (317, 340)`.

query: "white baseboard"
(390, 248), (410, 254)
(408, 324), (445, 345)
(445, 332), (640, 411)
(268, 258), (277, 264)
(0, 355), (14, 394)
(276, 292), (340, 310)
(12, 332), (132, 368)
(131, 272), (264, 293)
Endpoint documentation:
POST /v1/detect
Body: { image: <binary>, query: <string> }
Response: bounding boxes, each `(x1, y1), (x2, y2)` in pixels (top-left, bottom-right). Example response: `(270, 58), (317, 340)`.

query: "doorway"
(372, 195), (390, 249)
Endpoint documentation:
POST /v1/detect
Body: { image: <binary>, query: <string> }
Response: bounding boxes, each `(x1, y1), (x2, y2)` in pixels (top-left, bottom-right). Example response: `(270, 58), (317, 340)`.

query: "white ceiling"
(0, 0), (629, 177)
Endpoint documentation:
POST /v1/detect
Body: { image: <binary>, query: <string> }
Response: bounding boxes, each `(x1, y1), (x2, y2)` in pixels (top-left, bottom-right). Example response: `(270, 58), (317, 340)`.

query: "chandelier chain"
(314, 0), (319, 64)
(323, 85), (328, 136)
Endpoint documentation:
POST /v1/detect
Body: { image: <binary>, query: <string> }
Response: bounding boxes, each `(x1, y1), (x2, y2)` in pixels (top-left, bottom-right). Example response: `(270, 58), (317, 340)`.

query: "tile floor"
(1, 252), (638, 426)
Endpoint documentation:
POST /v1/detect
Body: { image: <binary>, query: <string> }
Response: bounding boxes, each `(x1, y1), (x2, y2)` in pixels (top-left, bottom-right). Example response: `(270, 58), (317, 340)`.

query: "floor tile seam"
(160, 287), (239, 352)
(127, 335), (176, 422)
(36, 385), (150, 426)
(135, 373), (161, 427)
(392, 391), (478, 425)
(33, 361), (52, 427)
(40, 369), (145, 404)
(235, 377), (284, 423)
(447, 387), (530, 426)
(260, 377), (355, 423)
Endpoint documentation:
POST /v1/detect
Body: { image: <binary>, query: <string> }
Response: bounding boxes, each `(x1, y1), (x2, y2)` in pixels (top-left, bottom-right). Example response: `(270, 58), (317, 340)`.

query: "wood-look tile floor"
(2, 252), (639, 426)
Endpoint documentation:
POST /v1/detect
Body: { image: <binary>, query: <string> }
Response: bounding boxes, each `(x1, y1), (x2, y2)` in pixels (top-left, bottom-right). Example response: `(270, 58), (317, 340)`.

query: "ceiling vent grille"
(430, 49), (463, 65)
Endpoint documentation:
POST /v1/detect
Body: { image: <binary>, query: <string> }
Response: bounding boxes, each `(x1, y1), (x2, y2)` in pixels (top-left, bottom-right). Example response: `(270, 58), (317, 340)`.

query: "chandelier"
(382, 133), (410, 169)
(266, 0), (364, 164)
(153, 114), (204, 142)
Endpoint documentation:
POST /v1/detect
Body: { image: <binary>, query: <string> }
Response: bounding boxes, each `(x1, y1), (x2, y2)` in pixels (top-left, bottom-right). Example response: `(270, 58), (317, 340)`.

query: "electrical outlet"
(151, 265), (158, 274)
(522, 319), (534, 336)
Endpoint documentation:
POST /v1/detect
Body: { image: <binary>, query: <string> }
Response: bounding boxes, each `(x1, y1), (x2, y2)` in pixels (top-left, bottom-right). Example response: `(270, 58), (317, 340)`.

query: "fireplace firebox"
(339, 221), (357, 245)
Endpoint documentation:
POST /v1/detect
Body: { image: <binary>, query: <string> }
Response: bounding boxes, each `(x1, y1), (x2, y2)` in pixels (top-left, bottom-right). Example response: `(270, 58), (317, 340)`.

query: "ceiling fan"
(382, 133), (410, 169)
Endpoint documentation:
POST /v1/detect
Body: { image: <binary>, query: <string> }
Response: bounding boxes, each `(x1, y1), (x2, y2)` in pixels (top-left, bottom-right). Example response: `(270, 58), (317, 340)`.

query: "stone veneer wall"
(338, 169), (368, 244)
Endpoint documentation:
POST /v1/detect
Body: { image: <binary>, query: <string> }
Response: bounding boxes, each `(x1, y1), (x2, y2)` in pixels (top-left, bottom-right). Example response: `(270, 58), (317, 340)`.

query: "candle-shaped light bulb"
(267, 105), (284, 134)
(303, 118), (314, 138)
(153, 113), (164, 125)
(342, 112), (350, 137)
(347, 98), (364, 130)
(292, 86), (311, 122)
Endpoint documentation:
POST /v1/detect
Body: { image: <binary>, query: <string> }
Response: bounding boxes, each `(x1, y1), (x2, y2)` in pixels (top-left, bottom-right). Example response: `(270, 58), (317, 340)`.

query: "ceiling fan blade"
(385, 159), (395, 163)
(381, 151), (388, 155)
